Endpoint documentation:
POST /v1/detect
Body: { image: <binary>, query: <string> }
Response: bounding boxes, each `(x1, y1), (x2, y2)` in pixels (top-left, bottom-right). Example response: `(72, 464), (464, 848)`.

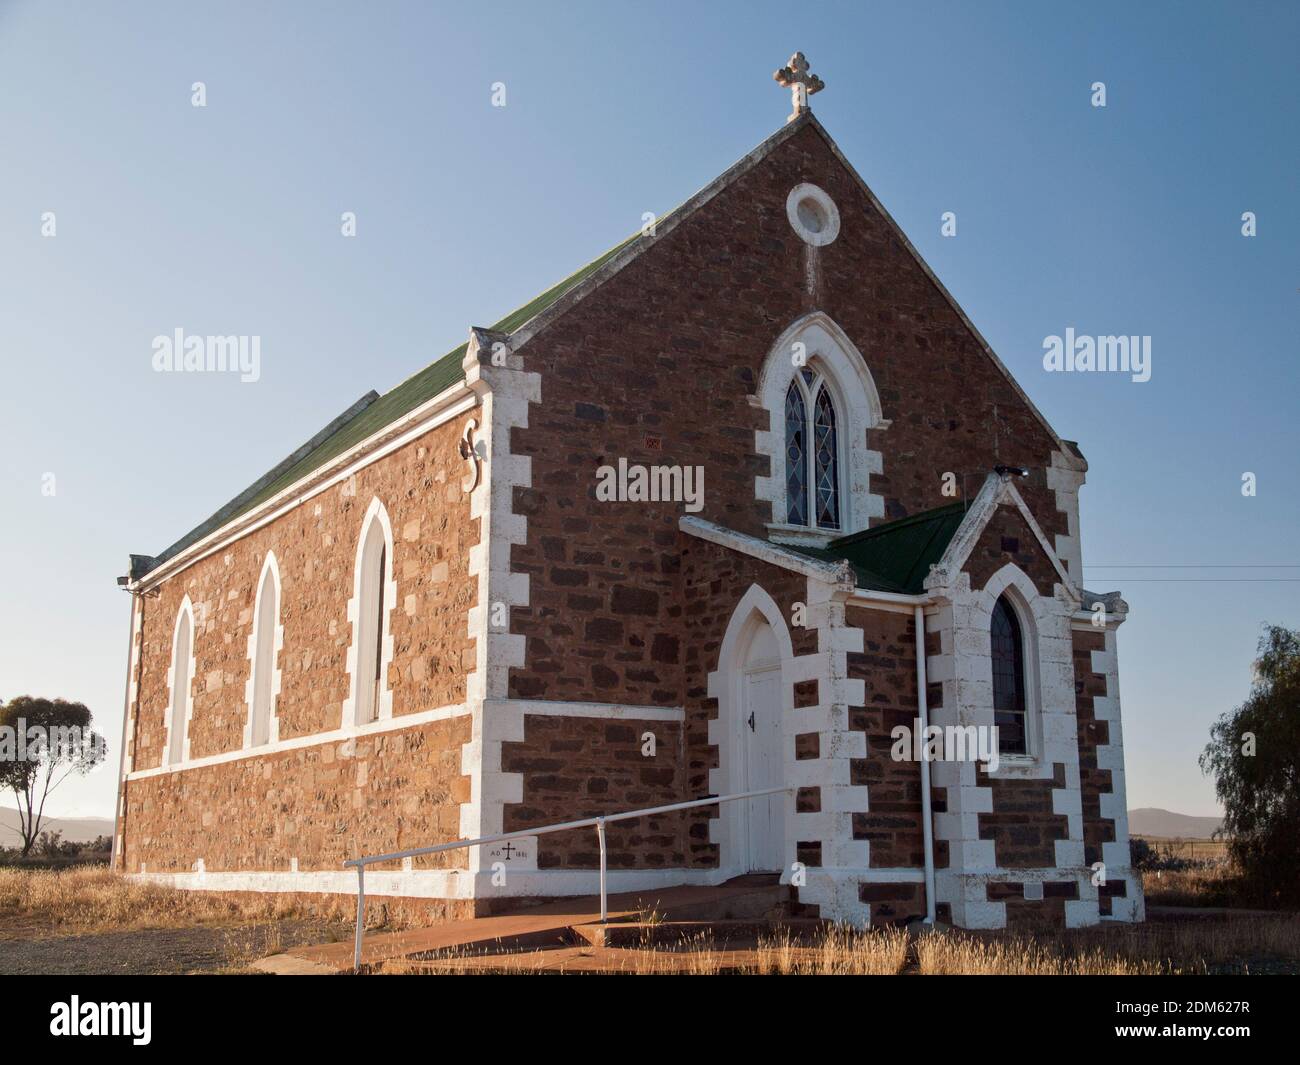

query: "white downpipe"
(596, 818), (608, 923)
(914, 605), (937, 925)
(353, 865), (365, 970)
(110, 593), (138, 873)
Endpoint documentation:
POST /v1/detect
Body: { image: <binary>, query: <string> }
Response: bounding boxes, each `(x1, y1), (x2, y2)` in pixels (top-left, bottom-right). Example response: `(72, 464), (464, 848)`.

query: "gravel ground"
(0, 920), (349, 975)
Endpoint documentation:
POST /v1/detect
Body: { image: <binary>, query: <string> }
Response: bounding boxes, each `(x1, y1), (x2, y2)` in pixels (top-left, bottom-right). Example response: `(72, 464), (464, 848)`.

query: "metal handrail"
(342, 784), (793, 970)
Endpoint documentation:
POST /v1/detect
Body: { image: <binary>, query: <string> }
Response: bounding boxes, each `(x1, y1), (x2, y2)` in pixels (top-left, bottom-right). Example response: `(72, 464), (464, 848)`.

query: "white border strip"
(511, 699), (685, 722)
(679, 515), (854, 585)
(132, 865), (928, 899)
(126, 702), (471, 780)
(132, 867), (735, 899)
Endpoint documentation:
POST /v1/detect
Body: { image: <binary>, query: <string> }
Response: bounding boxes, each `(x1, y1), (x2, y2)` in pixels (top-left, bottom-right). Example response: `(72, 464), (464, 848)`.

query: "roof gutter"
(844, 587), (932, 613)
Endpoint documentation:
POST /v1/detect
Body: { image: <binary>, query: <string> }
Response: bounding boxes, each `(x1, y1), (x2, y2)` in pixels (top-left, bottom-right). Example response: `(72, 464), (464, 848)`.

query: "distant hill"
(1129, 808), (1223, 839)
(0, 806), (114, 845)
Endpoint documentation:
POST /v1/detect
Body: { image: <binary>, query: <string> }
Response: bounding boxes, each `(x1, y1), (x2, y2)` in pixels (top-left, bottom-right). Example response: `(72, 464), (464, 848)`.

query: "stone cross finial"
(773, 52), (824, 122)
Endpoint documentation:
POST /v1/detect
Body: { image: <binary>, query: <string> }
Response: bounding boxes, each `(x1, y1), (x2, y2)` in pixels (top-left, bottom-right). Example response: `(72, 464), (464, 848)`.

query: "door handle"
(747, 711), (755, 732)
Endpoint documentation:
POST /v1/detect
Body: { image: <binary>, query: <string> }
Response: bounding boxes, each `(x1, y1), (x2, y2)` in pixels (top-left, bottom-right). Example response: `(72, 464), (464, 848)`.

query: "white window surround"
(786, 182), (841, 247)
(942, 563), (1073, 786)
(162, 596), (196, 768)
(927, 561), (1089, 927)
(755, 311), (887, 547)
(243, 551), (284, 749)
(342, 497), (397, 728)
(983, 578), (1044, 768)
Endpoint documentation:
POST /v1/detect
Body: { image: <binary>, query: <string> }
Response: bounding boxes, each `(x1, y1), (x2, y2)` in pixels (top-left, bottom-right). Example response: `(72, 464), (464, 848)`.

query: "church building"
(113, 55), (1143, 929)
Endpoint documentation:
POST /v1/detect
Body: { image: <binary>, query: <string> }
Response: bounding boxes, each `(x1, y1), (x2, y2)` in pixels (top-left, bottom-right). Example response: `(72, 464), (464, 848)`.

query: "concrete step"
(276, 874), (810, 971)
(625, 876), (794, 923)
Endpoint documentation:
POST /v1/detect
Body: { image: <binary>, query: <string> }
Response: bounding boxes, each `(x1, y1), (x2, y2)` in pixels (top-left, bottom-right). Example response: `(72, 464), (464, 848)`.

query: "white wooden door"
(743, 666), (784, 871)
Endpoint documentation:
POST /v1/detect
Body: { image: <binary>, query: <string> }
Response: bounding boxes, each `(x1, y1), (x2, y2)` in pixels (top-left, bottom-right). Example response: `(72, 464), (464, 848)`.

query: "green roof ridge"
(827, 500), (968, 548)
(792, 501), (971, 595)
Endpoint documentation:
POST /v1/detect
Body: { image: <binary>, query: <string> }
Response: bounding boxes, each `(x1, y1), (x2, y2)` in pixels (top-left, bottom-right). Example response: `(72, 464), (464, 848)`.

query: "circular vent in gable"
(786, 183), (840, 247)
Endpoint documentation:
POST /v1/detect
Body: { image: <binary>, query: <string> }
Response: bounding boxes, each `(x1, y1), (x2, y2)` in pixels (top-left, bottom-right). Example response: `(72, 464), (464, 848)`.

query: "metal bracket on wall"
(459, 417), (481, 492)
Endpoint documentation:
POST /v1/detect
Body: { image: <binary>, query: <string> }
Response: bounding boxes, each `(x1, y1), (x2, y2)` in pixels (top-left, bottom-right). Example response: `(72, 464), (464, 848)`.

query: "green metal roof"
(140, 228), (645, 577)
(792, 502), (970, 594)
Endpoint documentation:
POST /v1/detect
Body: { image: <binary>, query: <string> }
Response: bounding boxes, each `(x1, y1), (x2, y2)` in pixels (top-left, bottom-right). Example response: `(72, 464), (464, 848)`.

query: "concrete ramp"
(269, 874), (804, 972)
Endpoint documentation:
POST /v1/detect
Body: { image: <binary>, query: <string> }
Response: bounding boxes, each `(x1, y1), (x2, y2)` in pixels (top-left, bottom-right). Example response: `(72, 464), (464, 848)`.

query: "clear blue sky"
(1, 0), (1295, 820)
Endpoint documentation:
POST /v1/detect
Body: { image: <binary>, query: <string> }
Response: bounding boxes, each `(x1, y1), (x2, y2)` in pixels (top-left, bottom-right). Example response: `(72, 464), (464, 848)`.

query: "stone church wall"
(501, 712), (686, 869)
(120, 413), (480, 873)
(121, 714), (471, 875)
(506, 120), (1070, 708)
(844, 606), (930, 870)
(498, 532), (816, 870)
(1072, 625), (1141, 919)
(677, 534), (819, 870)
(965, 504), (1072, 883)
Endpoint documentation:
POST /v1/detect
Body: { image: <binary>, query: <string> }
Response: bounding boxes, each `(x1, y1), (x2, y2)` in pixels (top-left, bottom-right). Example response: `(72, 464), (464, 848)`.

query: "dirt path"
(0, 920), (349, 975)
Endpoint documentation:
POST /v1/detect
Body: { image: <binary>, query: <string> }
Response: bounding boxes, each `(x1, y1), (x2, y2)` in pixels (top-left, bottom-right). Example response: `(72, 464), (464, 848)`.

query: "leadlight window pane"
(991, 596), (1027, 755)
(785, 382), (808, 526)
(813, 386), (839, 529)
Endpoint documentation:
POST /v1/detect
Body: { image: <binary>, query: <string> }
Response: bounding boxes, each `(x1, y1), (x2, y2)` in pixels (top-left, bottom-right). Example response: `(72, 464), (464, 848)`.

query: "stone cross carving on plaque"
(773, 52), (825, 122)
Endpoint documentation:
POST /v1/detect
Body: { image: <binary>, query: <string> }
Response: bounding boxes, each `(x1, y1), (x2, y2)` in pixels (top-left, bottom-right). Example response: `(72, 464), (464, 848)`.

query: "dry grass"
(385, 925), (911, 975)
(750, 924), (909, 975)
(916, 930), (1159, 975)
(0, 866), (358, 938)
(1141, 863), (1238, 908)
(917, 918), (1300, 975)
(1135, 836), (1231, 863)
(8, 867), (1296, 976)
(383, 917), (1300, 976)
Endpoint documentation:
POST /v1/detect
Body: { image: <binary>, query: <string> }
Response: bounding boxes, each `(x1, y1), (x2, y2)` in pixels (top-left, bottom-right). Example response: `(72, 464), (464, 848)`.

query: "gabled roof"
(923, 472), (1079, 598)
(138, 229), (646, 576)
(790, 502), (969, 594)
(135, 109), (1070, 582)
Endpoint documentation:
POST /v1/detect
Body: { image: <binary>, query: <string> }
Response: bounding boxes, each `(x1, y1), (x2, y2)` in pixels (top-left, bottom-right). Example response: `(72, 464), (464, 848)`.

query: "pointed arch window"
(351, 503), (393, 726)
(813, 386), (839, 528)
(990, 595), (1028, 756)
(784, 382), (808, 526)
(784, 368), (842, 530)
(166, 601), (193, 766)
(247, 558), (280, 747)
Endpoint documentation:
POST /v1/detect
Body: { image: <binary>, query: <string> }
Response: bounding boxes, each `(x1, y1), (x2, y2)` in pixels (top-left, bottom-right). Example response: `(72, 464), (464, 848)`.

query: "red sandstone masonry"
(122, 715), (471, 873)
(507, 121), (1069, 708)
(122, 414), (480, 872)
(499, 534), (819, 872)
(131, 416), (478, 768)
(502, 715), (685, 869)
(678, 534), (818, 869)
(1073, 627), (1118, 867)
(964, 503), (1062, 600)
(844, 606), (944, 870)
(858, 881), (931, 927)
(975, 760), (1070, 869)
